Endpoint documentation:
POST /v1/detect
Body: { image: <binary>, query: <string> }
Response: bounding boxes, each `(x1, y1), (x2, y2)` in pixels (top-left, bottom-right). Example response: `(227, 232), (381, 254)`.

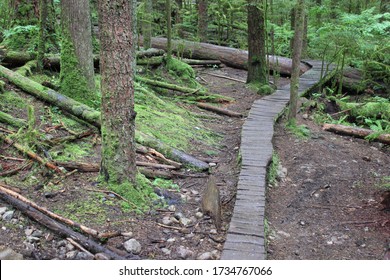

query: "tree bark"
(142, 0), (153, 49)
(197, 0), (208, 42)
(322, 124), (390, 145)
(60, 0), (95, 100)
(98, 0), (137, 186)
(247, 0), (268, 84)
(37, 0), (48, 72)
(288, 0), (305, 121)
(139, 37), (310, 76)
(166, 0), (172, 60)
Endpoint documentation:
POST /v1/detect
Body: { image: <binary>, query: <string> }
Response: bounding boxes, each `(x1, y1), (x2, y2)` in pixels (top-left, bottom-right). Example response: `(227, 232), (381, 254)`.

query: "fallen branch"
(66, 238), (94, 258)
(137, 168), (173, 179)
(182, 58), (222, 66)
(0, 160), (33, 177)
(0, 183), (120, 239)
(205, 72), (246, 83)
(322, 123), (390, 145)
(0, 185), (135, 259)
(196, 102), (243, 118)
(136, 161), (178, 170)
(0, 110), (27, 128)
(0, 134), (63, 174)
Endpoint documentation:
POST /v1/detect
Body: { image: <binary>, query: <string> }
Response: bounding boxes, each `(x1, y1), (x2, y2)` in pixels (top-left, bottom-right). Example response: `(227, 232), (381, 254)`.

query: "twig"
(0, 155), (26, 162)
(205, 72), (246, 83)
(305, 204), (362, 210)
(85, 188), (139, 209)
(66, 238), (94, 257)
(156, 222), (185, 231)
(0, 160), (33, 177)
(52, 169), (78, 185)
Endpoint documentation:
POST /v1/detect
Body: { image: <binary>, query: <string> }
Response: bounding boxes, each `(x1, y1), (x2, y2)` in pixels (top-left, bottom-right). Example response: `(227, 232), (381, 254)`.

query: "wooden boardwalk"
(221, 60), (335, 260)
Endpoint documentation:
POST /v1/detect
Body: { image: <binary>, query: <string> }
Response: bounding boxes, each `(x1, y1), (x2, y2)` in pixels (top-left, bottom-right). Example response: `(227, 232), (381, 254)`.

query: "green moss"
(0, 91), (28, 111)
(60, 196), (107, 225)
(60, 28), (96, 107)
(166, 57), (197, 88)
(267, 152), (280, 186)
(134, 83), (217, 150)
(286, 119), (311, 139)
(51, 141), (93, 161)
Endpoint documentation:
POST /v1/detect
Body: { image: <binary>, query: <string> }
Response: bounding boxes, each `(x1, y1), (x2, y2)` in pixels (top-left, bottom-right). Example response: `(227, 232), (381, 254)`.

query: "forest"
(0, 0), (389, 260)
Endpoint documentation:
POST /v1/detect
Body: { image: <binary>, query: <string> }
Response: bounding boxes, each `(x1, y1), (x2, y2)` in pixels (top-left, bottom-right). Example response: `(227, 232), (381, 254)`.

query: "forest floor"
(0, 66), (389, 260)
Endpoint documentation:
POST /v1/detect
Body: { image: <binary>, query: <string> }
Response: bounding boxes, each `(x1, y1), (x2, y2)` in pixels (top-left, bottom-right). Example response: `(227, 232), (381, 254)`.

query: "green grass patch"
(50, 141), (93, 161)
(267, 152), (280, 187)
(286, 119), (311, 139)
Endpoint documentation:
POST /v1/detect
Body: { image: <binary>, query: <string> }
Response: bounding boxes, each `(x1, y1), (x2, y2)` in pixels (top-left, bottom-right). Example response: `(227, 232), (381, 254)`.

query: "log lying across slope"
(0, 65), (209, 170)
(140, 37), (311, 76)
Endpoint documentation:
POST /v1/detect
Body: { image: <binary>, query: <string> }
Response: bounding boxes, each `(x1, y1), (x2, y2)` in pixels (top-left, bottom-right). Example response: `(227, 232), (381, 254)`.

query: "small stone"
(197, 252), (212, 260)
(191, 190), (199, 196)
(177, 246), (194, 260)
(1, 227), (6, 231)
(302, 113), (309, 119)
(25, 228), (34, 236)
(57, 240), (68, 248)
(65, 250), (78, 259)
(277, 231), (291, 238)
(3, 210), (14, 221)
(161, 248), (171, 255)
(299, 221), (306, 226)
(168, 205), (176, 212)
(31, 230), (43, 238)
(209, 163), (217, 167)
(167, 238), (176, 243)
(174, 212), (184, 220)
(66, 243), (75, 251)
(162, 216), (173, 226)
(95, 253), (110, 260)
(124, 239), (142, 255)
(209, 229), (218, 234)
(75, 252), (94, 260)
(179, 217), (192, 227)
(211, 250), (220, 259)
(170, 217), (179, 224)
(0, 207), (7, 215)
(195, 212), (204, 219)
(26, 236), (40, 243)
(122, 232), (134, 238)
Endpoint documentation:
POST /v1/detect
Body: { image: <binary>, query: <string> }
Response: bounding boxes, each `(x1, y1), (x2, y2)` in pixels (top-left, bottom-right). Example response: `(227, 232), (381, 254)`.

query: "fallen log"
(55, 160), (178, 171)
(322, 123), (390, 145)
(196, 102), (243, 118)
(181, 58), (222, 66)
(0, 48), (165, 69)
(139, 37), (311, 76)
(0, 186), (136, 259)
(0, 184), (119, 239)
(0, 110), (27, 128)
(0, 65), (209, 170)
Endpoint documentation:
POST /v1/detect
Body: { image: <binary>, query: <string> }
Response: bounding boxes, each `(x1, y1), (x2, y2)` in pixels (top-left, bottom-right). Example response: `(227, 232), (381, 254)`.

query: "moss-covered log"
(139, 37), (311, 76)
(0, 110), (27, 128)
(0, 64), (101, 127)
(336, 100), (390, 120)
(0, 65), (209, 170)
(136, 76), (234, 103)
(0, 80), (5, 93)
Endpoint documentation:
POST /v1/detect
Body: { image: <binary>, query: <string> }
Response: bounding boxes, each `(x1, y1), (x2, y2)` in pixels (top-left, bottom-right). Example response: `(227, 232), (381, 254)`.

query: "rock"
(124, 239), (142, 255)
(57, 240), (68, 248)
(162, 216), (173, 226)
(195, 212), (204, 219)
(66, 243), (75, 252)
(0, 207), (7, 215)
(197, 252), (213, 260)
(3, 210), (14, 221)
(174, 212), (185, 220)
(177, 246), (194, 260)
(95, 253), (110, 260)
(161, 248), (171, 255)
(0, 246), (24, 260)
(65, 250), (78, 259)
(179, 217), (192, 227)
(168, 205), (176, 212)
(25, 228), (34, 236)
(209, 162), (217, 167)
(277, 231), (291, 238)
(211, 250), (220, 259)
(191, 190), (199, 196)
(31, 230), (43, 238)
(209, 229), (218, 234)
(302, 113), (309, 119)
(122, 232), (134, 238)
(26, 236), (40, 243)
(276, 165), (287, 180)
(75, 252), (94, 260)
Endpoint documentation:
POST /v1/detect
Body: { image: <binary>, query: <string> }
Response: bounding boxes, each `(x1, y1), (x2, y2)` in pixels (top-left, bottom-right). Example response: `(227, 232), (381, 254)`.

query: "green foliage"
(2, 25), (39, 51)
(286, 119), (311, 139)
(267, 152), (280, 186)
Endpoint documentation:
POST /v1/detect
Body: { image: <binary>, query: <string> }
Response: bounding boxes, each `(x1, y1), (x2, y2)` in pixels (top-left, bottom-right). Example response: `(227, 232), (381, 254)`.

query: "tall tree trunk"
(301, 14), (308, 58)
(60, 0), (95, 103)
(247, 0), (267, 85)
(37, 0), (48, 72)
(98, 0), (137, 186)
(288, 0), (305, 121)
(197, 0), (208, 42)
(315, 0), (321, 26)
(166, 0), (172, 60)
(142, 0), (153, 49)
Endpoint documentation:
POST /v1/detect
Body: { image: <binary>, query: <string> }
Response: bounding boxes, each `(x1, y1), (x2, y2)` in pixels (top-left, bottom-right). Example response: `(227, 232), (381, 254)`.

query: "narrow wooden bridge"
(221, 60), (335, 260)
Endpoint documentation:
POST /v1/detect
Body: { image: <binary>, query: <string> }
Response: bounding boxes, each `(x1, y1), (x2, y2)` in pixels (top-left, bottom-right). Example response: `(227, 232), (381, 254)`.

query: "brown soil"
(0, 66), (389, 260)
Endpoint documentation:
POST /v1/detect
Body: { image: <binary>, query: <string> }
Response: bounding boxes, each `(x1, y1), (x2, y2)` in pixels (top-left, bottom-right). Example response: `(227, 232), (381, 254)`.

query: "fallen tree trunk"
(139, 37), (311, 76)
(196, 102), (243, 118)
(0, 186), (135, 260)
(55, 160), (178, 171)
(322, 123), (390, 145)
(0, 65), (209, 171)
(0, 110), (27, 128)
